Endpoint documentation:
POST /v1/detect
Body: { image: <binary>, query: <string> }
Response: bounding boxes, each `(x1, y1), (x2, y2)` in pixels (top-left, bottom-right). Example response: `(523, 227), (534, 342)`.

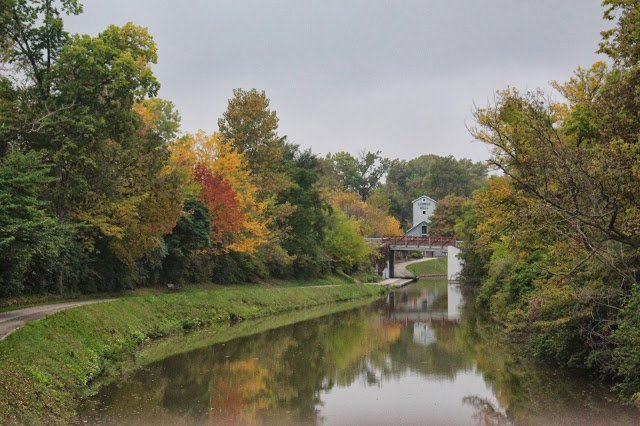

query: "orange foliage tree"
(328, 190), (403, 237)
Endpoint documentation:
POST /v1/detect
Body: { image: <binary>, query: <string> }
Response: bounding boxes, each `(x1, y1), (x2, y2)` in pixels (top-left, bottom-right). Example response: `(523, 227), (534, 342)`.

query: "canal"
(79, 279), (638, 425)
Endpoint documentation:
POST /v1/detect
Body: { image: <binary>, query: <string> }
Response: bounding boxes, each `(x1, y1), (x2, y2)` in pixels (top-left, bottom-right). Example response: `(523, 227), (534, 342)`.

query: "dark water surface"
(79, 280), (639, 425)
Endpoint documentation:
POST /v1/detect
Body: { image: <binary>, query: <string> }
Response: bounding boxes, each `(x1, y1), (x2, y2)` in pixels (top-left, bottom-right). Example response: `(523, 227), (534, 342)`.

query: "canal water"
(79, 280), (639, 425)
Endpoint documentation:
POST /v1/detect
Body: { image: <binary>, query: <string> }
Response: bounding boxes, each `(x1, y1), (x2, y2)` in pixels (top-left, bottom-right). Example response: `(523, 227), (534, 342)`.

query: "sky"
(66, 0), (608, 162)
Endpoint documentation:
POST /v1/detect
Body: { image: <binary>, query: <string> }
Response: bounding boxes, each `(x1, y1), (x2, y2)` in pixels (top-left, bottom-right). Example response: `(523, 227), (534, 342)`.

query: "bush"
(613, 286), (640, 403)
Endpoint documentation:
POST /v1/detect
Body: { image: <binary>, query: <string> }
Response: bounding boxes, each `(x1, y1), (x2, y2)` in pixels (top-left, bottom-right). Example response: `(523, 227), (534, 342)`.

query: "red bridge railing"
(367, 236), (459, 248)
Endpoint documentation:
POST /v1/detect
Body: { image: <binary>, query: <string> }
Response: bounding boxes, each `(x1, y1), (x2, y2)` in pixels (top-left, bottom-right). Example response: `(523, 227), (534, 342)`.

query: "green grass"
(408, 278), (448, 291)
(406, 257), (448, 276)
(0, 276), (348, 313)
(0, 279), (387, 425)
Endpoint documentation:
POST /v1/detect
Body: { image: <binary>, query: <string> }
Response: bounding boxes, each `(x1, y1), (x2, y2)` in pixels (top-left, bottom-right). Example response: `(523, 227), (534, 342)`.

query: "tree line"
(429, 0), (640, 404)
(0, 0), (486, 298)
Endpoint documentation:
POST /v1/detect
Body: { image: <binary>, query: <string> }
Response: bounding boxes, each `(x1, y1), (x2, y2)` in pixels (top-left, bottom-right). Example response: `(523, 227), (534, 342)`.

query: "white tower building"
(405, 195), (437, 236)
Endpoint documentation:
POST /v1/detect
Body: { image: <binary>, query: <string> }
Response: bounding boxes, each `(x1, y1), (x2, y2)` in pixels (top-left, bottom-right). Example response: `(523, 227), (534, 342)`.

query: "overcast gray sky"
(66, 1), (608, 162)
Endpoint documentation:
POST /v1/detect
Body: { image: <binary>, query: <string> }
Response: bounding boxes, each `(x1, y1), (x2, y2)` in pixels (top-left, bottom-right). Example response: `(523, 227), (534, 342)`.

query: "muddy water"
(79, 280), (639, 425)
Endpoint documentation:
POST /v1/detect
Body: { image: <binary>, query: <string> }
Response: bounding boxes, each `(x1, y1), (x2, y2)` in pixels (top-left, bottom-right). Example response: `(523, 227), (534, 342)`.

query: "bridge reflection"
(382, 280), (464, 347)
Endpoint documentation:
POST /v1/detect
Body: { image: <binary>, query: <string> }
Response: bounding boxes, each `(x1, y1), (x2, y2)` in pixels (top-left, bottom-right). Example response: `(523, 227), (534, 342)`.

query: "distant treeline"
(431, 1), (640, 404)
(0, 1), (486, 297)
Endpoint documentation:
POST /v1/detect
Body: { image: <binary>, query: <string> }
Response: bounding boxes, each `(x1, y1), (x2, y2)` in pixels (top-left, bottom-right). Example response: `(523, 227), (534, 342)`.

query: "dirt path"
(394, 257), (436, 278)
(0, 299), (115, 341)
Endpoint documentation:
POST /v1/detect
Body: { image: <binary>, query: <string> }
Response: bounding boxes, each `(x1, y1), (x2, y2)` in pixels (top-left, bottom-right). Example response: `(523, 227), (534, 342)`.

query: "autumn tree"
(459, 2), (640, 402)
(218, 88), (278, 161)
(172, 131), (269, 255)
(218, 88), (290, 195)
(193, 164), (244, 250)
(106, 98), (186, 266)
(428, 195), (467, 237)
(328, 190), (402, 237)
(472, 84), (639, 252)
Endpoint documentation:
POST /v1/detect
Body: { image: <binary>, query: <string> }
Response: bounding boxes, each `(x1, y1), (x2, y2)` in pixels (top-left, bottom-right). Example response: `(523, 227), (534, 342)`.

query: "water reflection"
(80, 280), (639, 425)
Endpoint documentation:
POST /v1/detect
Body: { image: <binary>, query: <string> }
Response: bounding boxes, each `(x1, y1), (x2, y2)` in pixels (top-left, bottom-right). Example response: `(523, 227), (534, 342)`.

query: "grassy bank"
(0, 276), (349, 313)
(0, 279), (387, 425)
(407, 257), (447, 276)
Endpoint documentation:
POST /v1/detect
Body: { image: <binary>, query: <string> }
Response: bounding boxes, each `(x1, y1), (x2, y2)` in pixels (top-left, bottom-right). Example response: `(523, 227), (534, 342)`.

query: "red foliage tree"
(193, 164), (245, 248)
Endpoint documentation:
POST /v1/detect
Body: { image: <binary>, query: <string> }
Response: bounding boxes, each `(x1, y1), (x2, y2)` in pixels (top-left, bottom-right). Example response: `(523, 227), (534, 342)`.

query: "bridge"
(366, 236), (462, 279)
(367, 235), (458, 251)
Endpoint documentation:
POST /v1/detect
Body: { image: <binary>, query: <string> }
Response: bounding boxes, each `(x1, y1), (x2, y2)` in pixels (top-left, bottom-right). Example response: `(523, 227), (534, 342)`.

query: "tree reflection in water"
(463, 395), (511, 426)
(80, 280), (639, 425)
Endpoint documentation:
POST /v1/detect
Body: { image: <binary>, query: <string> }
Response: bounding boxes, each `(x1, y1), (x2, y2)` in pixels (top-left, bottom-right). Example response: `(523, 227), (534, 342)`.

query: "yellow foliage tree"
(328, 190), (402, 237)
(103, 102), (187, 265)
(169, 131), (270, 254)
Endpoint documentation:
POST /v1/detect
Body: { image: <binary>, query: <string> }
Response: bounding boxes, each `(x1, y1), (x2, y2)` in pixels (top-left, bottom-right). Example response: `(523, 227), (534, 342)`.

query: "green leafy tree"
(218, 88), (279, 161)
(326, 151), (390, 200)
(0, 151), (70, 296)
(0, 0), (83, 96)
(276, 148), (330, 277)
(0, 76), (19, 156)
(323, 210), (370, 273)
(162, 197), (211, 284)
(135, 98), (182, 143)
(599, 0), (640, 67)
(2, 13), (184, 291)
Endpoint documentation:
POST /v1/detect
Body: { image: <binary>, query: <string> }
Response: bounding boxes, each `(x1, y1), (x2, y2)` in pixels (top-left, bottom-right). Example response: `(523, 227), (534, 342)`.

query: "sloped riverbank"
(0, 281), (387, 425)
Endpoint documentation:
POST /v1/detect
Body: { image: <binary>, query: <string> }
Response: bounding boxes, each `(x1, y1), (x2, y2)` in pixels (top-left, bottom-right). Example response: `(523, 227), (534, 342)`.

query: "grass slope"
(0, 276), (348, 313)
(0, 280), (386, 425)
(406, 257), (448, 276)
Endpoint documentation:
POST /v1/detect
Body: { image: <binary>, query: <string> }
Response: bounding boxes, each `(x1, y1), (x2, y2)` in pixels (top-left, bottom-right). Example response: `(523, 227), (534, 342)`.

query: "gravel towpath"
(0, 299), (114, 341)
(394, 257), (437, 278)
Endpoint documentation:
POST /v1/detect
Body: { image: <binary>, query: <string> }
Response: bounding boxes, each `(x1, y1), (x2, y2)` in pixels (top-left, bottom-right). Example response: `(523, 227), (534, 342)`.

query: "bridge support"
(388, 249), (395, 278)
(447, 245), (462, 280)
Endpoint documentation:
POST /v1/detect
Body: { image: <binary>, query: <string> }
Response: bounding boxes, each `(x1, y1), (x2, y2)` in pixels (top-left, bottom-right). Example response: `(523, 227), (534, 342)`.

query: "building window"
(421, 225), (427, 235)
(422, 210), (426, 214)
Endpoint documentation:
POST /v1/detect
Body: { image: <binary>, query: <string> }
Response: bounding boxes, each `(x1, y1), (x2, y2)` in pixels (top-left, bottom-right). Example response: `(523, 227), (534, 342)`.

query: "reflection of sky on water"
(320, 370), (503, 426)
(412, 323), (436, 346)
